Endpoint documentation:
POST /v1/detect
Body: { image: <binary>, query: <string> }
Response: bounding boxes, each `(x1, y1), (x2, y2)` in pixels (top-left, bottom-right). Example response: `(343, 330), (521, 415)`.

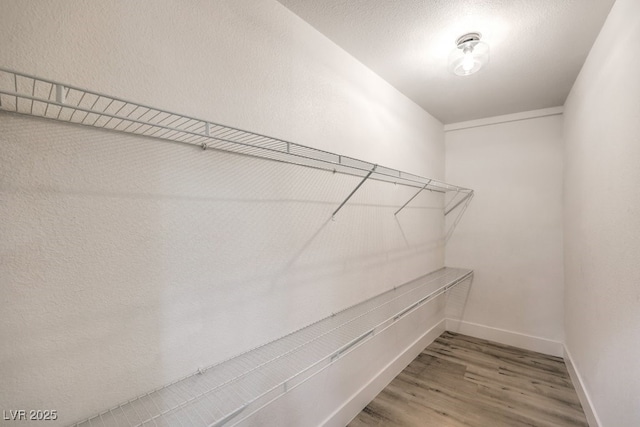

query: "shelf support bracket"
(394, 179), (432, 216)
(332, 165), (376, 219)
(330, 329), (375, 361)
(445, 190), (474, 216)
(55, 84), (66, 104)
(209, 404), (247, 427)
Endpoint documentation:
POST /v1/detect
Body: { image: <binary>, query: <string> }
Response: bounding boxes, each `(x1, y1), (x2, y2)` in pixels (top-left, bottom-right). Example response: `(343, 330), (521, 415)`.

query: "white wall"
(563, 0), (640, 424)
(0, 1), (447, 425)
(445, 112), (565, 355)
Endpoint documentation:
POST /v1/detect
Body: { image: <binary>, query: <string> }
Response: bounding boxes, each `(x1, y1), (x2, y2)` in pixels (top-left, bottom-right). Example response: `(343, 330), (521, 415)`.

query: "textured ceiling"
(276, 0), (616, 124)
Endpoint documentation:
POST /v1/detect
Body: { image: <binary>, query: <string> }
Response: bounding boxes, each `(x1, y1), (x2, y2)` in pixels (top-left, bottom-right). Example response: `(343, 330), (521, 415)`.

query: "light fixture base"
(449, 32), (489, 76)
(456, 32), (482, 47)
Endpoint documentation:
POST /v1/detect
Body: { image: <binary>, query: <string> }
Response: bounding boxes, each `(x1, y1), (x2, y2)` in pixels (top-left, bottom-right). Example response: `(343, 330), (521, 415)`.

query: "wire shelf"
(0, 68), (472, 197)
(69, 267), (472, 427)
(0, 69), (475, 422)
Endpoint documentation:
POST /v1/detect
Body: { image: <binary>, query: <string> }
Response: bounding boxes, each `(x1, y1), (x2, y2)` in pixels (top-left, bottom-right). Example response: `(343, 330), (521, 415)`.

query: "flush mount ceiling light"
(448, 32), (489, 76)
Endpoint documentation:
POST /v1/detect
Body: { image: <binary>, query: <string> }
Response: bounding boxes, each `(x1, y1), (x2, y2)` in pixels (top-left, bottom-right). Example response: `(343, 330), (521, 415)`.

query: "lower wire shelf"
(73, 267), (473, 427)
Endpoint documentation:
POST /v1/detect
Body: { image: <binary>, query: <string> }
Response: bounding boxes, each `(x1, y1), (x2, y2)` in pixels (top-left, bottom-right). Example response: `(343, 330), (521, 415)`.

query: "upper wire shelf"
(0, 68), (473, 206)
(70, 267), (473, 427)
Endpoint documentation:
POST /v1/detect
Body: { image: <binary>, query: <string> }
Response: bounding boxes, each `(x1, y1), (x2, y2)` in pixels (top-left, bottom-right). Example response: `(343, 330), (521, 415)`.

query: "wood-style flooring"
(348, 331), (588, 427)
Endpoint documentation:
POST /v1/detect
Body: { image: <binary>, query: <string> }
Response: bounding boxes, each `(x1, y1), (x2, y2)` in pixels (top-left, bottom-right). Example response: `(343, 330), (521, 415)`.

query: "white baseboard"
(445, 318), (564, 357)
(321, 318), (447, 427)
(563, 346), (602, 427)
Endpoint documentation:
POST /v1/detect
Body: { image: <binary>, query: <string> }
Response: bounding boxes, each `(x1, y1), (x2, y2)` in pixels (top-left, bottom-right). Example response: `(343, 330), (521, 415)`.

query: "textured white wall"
(0, 0), (446, 425)
(563, 0), (640, 424)
(445, 114), (565, 352)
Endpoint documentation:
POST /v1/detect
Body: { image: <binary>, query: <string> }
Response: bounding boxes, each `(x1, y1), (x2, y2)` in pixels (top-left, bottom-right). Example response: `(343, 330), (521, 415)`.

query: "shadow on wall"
(444, 190), (474, 324)
(445, 276), (474, 326)
(445, 191), (475, 244)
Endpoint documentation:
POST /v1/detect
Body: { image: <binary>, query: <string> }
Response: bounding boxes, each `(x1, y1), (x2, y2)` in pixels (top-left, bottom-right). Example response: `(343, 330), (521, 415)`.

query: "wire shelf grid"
(0, 68), (472, 196)
(70, 267), (472, 427)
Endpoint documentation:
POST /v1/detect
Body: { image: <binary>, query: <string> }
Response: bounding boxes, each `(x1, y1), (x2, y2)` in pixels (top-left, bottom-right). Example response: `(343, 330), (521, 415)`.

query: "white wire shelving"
(69, 267), (472, 427)
(0, 68), (473, 217)
(0, 69), (475, 425)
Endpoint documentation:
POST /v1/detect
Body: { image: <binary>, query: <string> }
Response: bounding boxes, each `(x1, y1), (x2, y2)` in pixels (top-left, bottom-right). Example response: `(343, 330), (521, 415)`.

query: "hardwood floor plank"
(348, 332), (588, 427)
(390, 373), (537, 427)
(394, 367), (573, 427)
(438, 334), (567, 373)
(423, 343), (574, 388)
(463, 365), (582, 407)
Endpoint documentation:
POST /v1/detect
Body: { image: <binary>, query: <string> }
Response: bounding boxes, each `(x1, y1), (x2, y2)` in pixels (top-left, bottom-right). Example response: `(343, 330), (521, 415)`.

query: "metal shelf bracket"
(394, 179), (432, 216)
(445, 190), (474, 216)
(332, 165), (377, 219)
(55, 84), (65, 103)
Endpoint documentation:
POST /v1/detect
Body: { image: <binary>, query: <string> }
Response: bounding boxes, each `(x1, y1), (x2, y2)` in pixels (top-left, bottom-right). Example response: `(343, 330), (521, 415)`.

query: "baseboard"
(564, 346), (602, 427)
(445, 318), (564, 357)
(321, 318), (447, 427)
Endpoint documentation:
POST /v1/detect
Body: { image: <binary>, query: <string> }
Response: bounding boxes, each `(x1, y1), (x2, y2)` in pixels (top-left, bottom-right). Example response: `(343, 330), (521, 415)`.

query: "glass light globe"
(448, 34), (489, 76)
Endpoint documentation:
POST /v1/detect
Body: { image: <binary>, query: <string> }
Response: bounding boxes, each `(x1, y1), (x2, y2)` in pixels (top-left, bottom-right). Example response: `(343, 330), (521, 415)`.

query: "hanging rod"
(68, 267), (473, 427)
(0, 68), (473, 204)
